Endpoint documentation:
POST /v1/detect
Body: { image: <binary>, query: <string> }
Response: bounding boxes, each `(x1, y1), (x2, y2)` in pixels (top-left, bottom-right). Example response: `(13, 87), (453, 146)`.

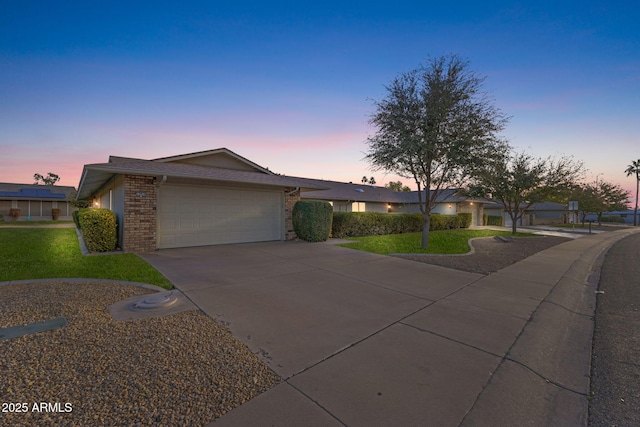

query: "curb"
(462, 227), (640, 426)
(0, 277), (168, 293)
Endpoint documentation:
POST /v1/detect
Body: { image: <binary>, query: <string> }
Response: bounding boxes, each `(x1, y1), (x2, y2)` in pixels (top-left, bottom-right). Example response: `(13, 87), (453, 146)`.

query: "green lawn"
(338, 229), (532, 255)
(0, 228), (173, 289)
(0, 220), (74, 226)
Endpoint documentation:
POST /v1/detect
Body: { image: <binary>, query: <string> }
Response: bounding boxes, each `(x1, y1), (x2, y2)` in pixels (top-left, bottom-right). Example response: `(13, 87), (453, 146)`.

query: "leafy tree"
(625, 159), (640, 226)
(66, 189), (90, 208)
(570, 181), (628, 225)
(570, 184), (600, 224)
(366, 54), (508, 248)
(385, 181), (411, 192)
(596, 181), (630, 223)
(470, 151), (584, 233)
(34, 172), (60, 185)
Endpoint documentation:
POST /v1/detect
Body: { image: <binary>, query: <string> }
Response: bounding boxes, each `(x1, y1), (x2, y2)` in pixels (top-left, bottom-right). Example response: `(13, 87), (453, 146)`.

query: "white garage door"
(158, 184), (283, 249)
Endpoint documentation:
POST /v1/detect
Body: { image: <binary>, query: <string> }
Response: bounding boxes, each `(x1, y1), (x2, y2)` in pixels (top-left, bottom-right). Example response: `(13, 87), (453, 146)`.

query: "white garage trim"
(158, 184), (283, 249)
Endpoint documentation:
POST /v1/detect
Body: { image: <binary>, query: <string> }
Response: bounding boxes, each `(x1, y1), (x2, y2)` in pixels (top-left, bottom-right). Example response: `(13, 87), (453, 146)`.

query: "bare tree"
(366, 54), (509, 248)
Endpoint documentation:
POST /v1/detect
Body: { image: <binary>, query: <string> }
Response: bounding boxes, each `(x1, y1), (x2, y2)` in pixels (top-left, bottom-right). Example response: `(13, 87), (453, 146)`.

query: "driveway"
(141, 241), (483, 381)
(139, 234), (636, 426)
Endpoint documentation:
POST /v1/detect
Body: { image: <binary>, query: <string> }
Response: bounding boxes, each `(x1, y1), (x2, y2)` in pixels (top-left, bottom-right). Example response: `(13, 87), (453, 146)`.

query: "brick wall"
(123, 175), (157, 252)
(284, 187), (300, 240)
(456, 202), (482, 226)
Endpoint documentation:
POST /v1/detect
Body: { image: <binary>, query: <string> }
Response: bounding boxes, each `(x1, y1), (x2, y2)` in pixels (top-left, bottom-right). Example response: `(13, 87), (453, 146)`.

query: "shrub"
(332, 212), (422, 237)
(78, 208), (117, 252)
(293, 200), (333, 242)
(72, 209), (83, 228)
(457, 213), (472, 228)
(332, 212), (477, 238)
(599, 215), (626, 223)
(51, 208), (61, 220)
(431, 213), (463, 230)
(486, 215), (503, 226)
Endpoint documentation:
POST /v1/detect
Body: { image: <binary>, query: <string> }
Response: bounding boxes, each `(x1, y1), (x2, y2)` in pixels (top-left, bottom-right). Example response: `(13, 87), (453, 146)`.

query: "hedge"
(78, 208), (118, 252)
(484, 214), (503, 226)
(457, 212), (472, 228)
(331, 212), (472, 238)
(72, 209), (82, 228)
(598, 215), (626, 223)
(293, 200), (333, 242)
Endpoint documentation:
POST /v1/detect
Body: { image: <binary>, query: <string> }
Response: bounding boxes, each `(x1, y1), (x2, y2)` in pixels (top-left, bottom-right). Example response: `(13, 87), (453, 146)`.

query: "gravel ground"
(0, 281), (281, 427)
(396, 235), (572, 274)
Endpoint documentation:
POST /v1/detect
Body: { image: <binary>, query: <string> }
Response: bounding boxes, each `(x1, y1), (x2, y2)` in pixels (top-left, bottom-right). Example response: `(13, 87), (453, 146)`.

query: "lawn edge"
(0, 277), (168, 292)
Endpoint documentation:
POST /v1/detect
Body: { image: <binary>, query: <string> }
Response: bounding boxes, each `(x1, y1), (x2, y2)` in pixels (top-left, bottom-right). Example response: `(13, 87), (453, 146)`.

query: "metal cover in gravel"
(134, 292), (178, 309)
(0, 317), (67, 341)
(109, 289), (198, 321)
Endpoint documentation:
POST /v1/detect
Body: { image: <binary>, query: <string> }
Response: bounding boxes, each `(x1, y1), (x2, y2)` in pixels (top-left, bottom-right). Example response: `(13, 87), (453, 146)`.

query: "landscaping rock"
(0, 281), (281, 426)
(397, 236), (571, 275)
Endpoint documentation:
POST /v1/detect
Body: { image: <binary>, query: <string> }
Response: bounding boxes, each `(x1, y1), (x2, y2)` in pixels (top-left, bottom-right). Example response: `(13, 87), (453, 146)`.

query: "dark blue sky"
(1, 1), (638, 192)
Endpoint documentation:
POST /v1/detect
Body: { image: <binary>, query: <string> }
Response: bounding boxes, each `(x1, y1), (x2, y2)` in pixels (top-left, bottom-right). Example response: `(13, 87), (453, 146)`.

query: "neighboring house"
(76, 148), (325, 252)
(484, 201), (567, 227)
(585, 211), (639, 225)
(298, 178), (490, 226)
(0, 183), (76, 221)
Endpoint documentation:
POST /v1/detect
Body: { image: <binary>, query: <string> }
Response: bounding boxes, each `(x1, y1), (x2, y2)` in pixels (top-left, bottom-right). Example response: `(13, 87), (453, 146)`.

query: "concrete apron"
(140, 228), (640, 427)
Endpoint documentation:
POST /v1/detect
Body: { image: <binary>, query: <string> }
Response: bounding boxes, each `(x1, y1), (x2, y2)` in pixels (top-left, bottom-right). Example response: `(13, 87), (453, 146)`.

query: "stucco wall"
(93, 175), (126, 246)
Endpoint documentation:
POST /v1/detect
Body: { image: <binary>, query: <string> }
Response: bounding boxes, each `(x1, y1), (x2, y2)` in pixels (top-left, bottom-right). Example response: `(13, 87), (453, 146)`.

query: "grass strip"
(338, 229), (533, 255)
(0, 228), (172, 289)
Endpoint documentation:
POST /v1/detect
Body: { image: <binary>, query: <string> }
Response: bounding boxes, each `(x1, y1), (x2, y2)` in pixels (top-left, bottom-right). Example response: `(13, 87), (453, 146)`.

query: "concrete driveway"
(139, 232), (640, 426)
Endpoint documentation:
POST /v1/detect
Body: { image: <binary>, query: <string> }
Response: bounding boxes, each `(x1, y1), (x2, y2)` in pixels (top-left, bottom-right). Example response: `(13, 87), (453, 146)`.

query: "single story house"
(76, 148), (326, 252)
(484, 201), (567, 227)
(0, 183), (77, 221)
(77, 148), (494, 252)
(296, 177), (491, 226)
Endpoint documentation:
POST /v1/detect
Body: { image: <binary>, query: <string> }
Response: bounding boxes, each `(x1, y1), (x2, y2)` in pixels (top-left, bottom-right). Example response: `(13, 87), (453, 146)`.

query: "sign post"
(568, 201), (579, 230)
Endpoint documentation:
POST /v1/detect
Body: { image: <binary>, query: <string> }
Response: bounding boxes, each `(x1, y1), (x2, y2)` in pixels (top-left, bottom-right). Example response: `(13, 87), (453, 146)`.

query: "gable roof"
(77, 154), (326, 200)
(153, 147), (273, 174)
(296, 177), (403, 203)
(297, 178), (492, 205)
(0, 183), (76, 200)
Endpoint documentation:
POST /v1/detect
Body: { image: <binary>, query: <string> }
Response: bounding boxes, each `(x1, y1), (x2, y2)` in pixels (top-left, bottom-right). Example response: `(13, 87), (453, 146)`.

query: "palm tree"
(625, 159), (640, 226)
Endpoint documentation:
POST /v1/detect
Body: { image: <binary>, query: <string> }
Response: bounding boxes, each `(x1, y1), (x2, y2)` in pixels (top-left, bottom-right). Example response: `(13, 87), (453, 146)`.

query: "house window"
(352, 202), (366, 212)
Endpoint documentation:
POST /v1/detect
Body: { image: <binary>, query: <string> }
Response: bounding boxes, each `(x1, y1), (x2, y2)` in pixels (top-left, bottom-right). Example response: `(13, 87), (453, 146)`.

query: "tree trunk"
(510, 212), (518, 234)
(421, 214), (431, 249)
(635, 179), (639, 226)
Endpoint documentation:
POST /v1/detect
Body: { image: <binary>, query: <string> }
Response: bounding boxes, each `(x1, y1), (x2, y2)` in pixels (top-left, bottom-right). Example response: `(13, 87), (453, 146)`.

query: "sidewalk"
(187, 228), (640, 426)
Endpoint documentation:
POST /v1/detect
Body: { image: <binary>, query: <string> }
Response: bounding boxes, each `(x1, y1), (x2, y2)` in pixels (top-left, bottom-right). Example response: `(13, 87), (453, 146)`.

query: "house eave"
(76, 164), (327, 200)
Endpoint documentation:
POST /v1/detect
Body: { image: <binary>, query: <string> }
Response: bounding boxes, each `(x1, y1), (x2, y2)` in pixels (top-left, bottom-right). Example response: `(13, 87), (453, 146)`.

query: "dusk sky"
(1, 1), (639, 198)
